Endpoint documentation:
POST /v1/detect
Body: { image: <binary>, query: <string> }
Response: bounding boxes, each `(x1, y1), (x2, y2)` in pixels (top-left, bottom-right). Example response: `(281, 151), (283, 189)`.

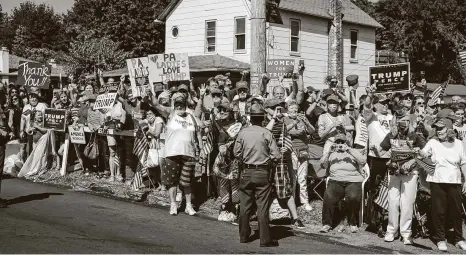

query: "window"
(205, 20), (216, 53)
(171, 26), (179, 38)
(234, 17), (246, 51)
(290, 19), (300, 53)
(350, 30), (358, 61)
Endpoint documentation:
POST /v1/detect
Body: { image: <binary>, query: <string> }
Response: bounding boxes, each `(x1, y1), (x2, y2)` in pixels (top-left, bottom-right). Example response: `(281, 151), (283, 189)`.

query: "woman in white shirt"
(419, 117), (466, 252)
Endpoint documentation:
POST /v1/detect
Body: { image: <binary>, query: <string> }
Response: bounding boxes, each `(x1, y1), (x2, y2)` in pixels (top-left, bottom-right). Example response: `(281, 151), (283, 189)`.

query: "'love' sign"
(16, 61), (52, 89)
(148, 53), (190, 83)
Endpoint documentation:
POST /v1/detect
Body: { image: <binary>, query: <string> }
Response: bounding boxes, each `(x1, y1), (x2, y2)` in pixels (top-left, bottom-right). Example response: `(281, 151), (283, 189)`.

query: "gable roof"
(157, 0), (382, 28)
(279, 0), (382, 28)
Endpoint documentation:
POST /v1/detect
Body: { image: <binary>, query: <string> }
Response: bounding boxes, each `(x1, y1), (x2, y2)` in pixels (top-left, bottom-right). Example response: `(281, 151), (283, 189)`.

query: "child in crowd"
(28, 111), (47, 149)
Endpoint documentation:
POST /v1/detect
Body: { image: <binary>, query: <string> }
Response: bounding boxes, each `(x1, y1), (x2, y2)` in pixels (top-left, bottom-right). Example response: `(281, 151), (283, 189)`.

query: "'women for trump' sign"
(16, 61), (52, 89)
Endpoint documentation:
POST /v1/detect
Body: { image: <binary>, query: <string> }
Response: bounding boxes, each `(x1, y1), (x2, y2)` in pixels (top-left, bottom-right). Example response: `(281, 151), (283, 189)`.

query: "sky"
(0, 0), (75, 14)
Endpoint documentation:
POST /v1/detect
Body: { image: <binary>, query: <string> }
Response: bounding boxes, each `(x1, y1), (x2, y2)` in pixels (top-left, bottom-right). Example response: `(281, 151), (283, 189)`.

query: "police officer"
(0, 104), (13, 208)
(233, 104), (281, 247)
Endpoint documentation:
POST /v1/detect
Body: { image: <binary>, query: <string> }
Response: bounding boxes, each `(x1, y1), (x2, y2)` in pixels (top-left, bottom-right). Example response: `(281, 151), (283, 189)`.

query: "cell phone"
(204, 113), (211, 121)
(276, 107), (282, 113)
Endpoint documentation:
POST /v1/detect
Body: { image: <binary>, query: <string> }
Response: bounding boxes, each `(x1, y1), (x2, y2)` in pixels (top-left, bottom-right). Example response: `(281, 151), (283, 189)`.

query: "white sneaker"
(303, 203), (313, 212)
(456, 240), (466, 250)
(228, 212), (237, 222)
(350, 225), (358, 233)
(185, 204), (197, 216)
(437, 241), (448, 252)
(217, 211), (227, 221)
(384, 233), (396, 242)
(403, 237), (413, 245)
(169, 204), (178, 216)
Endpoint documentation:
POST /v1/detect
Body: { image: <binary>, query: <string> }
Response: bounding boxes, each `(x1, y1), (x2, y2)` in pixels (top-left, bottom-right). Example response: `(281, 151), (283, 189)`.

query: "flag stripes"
(202, 131), (214, 156)
(374, 174), (389, 211)
(427, 85), (446, 106)
(132, 133), (150, 190)
(279, 122), (293, 152)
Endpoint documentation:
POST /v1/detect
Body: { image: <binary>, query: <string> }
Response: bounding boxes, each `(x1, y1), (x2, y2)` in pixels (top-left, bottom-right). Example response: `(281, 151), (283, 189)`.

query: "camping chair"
(325, 164), (370, 227)
(308, 159), (326, 200)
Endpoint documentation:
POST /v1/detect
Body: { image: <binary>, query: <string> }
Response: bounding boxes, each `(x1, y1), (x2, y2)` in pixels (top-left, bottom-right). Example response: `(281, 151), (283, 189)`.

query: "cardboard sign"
(44, 108), (67, 131)
(266, 59), (295, 79)
(127, 57), (154, 98)
(148, 53), (190, 83)
(16, 61), (52, 89)
(94, 93), (117, 110)
(68, 125), (86, 144)
(369, 63), (410, 93)
(98, 82), (119, 94)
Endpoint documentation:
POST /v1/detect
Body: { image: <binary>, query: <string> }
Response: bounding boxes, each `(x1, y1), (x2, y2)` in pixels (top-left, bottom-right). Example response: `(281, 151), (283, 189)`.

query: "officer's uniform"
(0, 106), (11, 208)
(233, 105), (281, 246)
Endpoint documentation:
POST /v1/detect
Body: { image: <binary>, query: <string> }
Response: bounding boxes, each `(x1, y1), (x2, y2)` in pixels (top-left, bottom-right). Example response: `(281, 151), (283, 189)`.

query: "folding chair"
(325, 163), (370, 227)
(307, 159), (326, 200)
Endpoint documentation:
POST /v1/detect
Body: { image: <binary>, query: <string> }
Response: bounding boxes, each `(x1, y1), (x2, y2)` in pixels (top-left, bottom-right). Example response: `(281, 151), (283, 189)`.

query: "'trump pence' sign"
(148, 53), (190, 83)
(16, 61), (52, 89)
(44, 108), (67, 132)
(369, 63), (410, 93)
(266, 59), (295, 79)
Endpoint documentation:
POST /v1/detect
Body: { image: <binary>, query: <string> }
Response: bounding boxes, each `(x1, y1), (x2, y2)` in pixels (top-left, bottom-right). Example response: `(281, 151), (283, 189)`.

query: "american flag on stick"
(279, 122), (293, 153)
(374, 174), (389, 211)
(132, 131), (150, 190)
(427, 79), (449, 106)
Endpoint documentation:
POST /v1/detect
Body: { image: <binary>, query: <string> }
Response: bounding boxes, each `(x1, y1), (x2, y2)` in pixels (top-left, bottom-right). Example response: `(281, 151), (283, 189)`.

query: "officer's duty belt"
(243, 164), (269, 169)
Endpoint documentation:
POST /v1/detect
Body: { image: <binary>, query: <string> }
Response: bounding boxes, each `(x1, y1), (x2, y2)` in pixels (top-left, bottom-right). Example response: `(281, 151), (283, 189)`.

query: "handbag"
(146, 140), (161, 168)
(83, 132), (99, 160)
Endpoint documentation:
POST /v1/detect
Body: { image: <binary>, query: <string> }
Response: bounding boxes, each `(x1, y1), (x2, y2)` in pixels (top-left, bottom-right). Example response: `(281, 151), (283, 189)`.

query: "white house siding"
(267, 10), (329, 90)
(164, 0), (251, 63)
(343, 24), (376, 101)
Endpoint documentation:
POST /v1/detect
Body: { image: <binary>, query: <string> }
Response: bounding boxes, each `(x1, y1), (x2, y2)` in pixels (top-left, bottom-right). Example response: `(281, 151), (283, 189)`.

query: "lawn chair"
(308, 159), (326, 200)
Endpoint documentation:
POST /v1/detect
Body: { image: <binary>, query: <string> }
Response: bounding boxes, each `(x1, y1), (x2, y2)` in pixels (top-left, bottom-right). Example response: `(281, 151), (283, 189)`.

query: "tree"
(7, 1), (67, 52)
(59, 35), (130, 76)
(374, 0), (466, 83)
(351, 0), (375, 17)
(64, 0), (170, 57)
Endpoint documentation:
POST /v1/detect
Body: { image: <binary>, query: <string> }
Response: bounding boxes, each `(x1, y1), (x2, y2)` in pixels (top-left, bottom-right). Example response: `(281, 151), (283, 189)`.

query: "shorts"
(107, 135), (116, 146)
(161, 156), (196, 188)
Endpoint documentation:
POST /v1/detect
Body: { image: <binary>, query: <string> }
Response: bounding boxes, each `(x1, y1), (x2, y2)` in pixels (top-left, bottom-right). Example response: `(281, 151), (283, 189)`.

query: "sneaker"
(456, 240), (466, 250)
(303, 203), (313, 212)
(350, 225), (358, 233)
(169, 204), (178, 216)
(185, 204), (197, 216)
(403, 237), (413, 245)
(320, 225), (331, 233)
(231, 217), (239, 226)
(218, 211), (227, 221)
(384, 233), (396, 242)
(108, 176), (115, 182)
(227, 212), (237, 222)
(437, 241), (448, 252)
(292, 219), (305, 229)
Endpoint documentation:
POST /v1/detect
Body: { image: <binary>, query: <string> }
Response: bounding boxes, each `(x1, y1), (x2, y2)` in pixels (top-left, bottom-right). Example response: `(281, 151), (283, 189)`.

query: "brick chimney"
(0, 47), (9, 73)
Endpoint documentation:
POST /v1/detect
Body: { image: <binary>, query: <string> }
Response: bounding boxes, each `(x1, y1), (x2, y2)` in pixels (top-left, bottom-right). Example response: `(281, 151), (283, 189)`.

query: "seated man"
(320, 133), (366, 233)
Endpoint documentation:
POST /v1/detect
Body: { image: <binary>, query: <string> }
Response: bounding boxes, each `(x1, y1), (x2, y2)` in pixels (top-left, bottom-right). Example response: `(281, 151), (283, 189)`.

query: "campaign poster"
(127, 57), (153, 98)
(369, 63), (410, 93)
(266, 59), (295, 79)
(16, 61), (52, 89)
(44, 108), (67, 131)
(94, 93), (117, 110)
(148, 53), (190, 83)
(68, 125), (86, 144)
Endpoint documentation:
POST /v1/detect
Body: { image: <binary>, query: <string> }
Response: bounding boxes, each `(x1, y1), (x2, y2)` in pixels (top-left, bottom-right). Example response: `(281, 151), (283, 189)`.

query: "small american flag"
(132, 132), (150, 190)
(202, 130), (214, 156)
(374, 174), (389, 211)
(427, 79), (449, 106)
(279, 122), (293, 152)
(132, 167), (149, 190)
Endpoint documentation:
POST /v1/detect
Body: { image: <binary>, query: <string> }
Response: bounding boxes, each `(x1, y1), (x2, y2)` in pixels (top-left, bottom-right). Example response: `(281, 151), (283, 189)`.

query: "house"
(156, 0), (382, 98)
(0, 47), (68, 87)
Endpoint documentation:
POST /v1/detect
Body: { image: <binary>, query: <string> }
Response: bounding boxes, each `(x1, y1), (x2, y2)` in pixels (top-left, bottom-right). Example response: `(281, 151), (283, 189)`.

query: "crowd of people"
(0, 64), (465, 250)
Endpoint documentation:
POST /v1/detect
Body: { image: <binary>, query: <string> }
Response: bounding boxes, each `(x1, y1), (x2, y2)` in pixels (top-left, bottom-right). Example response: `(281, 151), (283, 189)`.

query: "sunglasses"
(174, 102), (185, 108)
(238, 89), (248, 93)
(404, 98), (413, 101)
(212, 93), (222, 98)
(178, 89), (188, 94)
(379, 101), (389, 106)
(335, 140), (346, 144)
(218, 108), (229, 113)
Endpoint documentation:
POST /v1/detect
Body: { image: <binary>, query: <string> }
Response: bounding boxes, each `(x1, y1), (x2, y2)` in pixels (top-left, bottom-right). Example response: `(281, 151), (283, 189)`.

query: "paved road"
(0, 178), (393, 254)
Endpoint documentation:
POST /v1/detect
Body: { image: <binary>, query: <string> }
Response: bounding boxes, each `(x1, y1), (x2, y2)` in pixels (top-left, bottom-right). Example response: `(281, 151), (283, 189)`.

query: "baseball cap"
(437, 108), (459, 120)
(87, 94), (97, 102)
(326, 94), (340, 103)
(334, 133), (346, 142)
(210, 88), (222, 95)
(172, 92), (187, 103)
(375, 94), (390, 103)
(249, 104), (265, 116)
(215, 74), (228, 81)
(433, 118), (453, 129)
(217, 102), (231, 111)
(306, 86), (317, 92)
(236, 81), (248, 90)
(264, 98), (285, 108)
(177, 84), (189, 92)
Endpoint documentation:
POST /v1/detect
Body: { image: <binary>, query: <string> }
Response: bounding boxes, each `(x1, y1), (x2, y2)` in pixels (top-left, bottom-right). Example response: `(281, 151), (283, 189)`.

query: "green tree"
(64, 0), (170, 57)
(374, 0), (466, 83)
(59, 35), (130, 75)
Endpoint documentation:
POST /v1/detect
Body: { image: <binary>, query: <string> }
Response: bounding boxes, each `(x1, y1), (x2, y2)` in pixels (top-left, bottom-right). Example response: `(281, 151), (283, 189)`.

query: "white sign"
(126, 57), (154, 98)
(94, 93), (117, 110)
(148, 53), (190, 83)
(68, 126), (86, 144)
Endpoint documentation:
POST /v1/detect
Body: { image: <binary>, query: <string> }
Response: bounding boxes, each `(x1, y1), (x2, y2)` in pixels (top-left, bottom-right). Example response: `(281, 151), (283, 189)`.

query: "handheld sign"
(68, 125), (86, 144)
(148, 53), (190, 83)
(126, 57), (154, 98)
(44, 108), (67, 132)
(266, 59), (295, 79)
(94, 93), (117, 110)
(369, 63), (410, 93)
(16, 61), (52, 89)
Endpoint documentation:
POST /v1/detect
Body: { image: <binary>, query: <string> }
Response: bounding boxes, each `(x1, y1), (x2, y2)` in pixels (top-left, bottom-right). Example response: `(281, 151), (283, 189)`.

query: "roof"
(414, 83), (466, 97)
(157, 0), (382, 29)
(9, 54), (36, 69)
(90, 55), (250, 78)
(279, 0), (383, 28)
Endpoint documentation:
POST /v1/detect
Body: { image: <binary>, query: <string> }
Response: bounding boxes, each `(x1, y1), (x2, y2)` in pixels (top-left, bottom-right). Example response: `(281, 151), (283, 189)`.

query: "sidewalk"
(21, 169), (466, 254)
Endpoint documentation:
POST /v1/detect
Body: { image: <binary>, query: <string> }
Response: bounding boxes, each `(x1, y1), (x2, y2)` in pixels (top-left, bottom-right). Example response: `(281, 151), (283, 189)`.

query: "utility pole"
(250, 0), (267, 96)
(328, 0), (343, 89)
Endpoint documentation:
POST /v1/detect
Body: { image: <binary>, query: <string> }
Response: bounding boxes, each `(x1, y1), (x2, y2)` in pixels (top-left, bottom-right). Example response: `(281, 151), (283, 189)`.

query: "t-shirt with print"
(164, 113), (199, 158)
(454, 125), (466, 141)
(317, 112), (352, 142)
(364, 110), (393, 158)
(380, 131), (426, 167)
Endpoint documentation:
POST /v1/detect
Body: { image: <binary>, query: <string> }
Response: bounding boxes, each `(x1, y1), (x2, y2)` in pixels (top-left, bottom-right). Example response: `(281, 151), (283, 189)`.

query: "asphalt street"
(0, 178), (392, 254)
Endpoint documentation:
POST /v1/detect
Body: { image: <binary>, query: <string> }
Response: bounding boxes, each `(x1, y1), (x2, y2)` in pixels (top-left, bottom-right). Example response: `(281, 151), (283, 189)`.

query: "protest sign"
(369, 63), (410, 93)
(94, 93), (117, 110)
(148, 53), (190, 83)
(127, 57), (154, 98)
(16, 61), (52, 89)
(44, 108), (67, 131)
(68, 125), (86, 144)
(266, 59), (295, 79)
(98, 82), (119, 94)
